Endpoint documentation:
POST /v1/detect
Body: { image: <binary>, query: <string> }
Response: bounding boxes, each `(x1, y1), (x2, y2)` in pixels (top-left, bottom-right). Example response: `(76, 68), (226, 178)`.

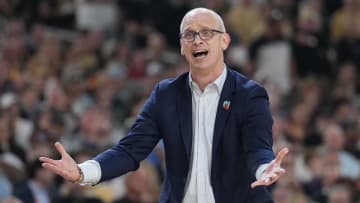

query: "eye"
(183, 31), (195, 40)
(200, 29), (212, 37)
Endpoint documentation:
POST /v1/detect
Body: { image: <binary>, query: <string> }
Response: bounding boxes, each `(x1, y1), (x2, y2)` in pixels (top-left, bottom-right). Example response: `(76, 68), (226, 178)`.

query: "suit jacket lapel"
(212, 69), (236, 154)
(176, 74), (193, 161)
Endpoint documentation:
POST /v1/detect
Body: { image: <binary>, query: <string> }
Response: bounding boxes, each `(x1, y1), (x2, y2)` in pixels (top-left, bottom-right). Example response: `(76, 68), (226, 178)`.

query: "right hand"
(39, 142), (80, 182)
(251, 148), (288, 188)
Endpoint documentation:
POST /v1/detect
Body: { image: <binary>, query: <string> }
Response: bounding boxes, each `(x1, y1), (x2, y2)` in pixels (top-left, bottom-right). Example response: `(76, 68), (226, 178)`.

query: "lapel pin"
(223, 100), (230, 111)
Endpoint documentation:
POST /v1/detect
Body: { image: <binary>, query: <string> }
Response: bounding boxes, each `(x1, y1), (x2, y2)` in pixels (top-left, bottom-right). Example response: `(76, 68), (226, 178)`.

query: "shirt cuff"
(78, 160), (101, 185)
(255, 163), (270, 180)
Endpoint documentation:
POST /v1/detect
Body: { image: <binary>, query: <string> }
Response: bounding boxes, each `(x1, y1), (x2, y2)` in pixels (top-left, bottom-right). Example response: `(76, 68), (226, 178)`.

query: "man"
(14, 160), (56, 203)
(40, 8), (288, 203)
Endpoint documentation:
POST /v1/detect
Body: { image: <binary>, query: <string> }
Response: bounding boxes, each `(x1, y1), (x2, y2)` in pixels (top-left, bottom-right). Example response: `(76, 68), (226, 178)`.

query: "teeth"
(193, 50), (208, 57)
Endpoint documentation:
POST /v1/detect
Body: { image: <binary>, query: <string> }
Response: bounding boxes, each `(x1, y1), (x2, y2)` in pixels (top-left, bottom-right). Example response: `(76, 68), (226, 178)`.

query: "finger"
(269, 169), (286, 181)
(54, 142), (69, 157)
(263, 165), (286, 179)
(264, 160), (275, 172)
(42, 162), (75, 181)
(265, 168), (285, 179)
(251, 178), (272, 188)
(251, 179), (265, 188)
(42, 162), (65, 176)
(274, 168), (286, 176)
(39, 157), (58, 165)
(269, 174), (278, 181)
(274, 148), (289, 165)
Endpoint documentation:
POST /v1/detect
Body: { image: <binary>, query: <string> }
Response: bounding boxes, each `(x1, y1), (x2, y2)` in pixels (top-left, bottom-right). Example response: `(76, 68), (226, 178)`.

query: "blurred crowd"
(0, 0), (359, 203)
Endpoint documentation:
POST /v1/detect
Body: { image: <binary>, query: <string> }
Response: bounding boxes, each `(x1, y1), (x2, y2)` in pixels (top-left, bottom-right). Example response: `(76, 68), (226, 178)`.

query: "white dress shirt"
(182, 67), (227, 203)
(78, 67), (268, 201)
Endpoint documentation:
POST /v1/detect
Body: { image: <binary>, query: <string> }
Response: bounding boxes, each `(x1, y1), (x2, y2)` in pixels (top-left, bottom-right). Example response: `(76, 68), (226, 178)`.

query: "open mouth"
(192, 50), (208, 58)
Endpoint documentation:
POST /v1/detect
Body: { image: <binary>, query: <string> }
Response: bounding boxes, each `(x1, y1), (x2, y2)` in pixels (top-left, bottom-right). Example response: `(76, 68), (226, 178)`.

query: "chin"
(191, 63), (210, 71)
(191, 59), (210, 68)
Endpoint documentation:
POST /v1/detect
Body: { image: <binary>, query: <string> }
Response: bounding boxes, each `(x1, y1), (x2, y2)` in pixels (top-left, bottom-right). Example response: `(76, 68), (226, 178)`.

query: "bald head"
(179, 8), (226, 33)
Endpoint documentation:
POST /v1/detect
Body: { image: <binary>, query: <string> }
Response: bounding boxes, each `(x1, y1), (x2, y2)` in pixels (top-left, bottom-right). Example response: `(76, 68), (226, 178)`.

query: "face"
(180, 10), (230, 73)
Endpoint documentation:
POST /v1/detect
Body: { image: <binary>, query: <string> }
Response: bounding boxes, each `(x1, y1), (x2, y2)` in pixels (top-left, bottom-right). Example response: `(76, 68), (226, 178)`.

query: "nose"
(193, 33), (204, 44)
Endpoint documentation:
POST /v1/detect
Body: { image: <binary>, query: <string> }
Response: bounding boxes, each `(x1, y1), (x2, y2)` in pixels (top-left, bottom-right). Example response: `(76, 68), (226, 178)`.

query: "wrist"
(73, 165), (84, 184)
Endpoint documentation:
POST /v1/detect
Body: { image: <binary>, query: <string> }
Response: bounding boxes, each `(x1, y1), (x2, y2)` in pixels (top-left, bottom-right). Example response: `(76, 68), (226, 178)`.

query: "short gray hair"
(179, 8), (226, 33)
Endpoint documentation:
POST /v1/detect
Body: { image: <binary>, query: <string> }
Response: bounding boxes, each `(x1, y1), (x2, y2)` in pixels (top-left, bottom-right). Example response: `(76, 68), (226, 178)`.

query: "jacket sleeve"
(241, 85), (275, 176)
(94, 83), (162, 182)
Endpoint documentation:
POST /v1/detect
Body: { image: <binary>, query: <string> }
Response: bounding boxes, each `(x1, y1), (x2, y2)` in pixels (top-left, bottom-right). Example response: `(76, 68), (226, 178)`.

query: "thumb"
(274, 148), (289, 165)
(251, 180), (262, 188)
(54, 142), (69, 158)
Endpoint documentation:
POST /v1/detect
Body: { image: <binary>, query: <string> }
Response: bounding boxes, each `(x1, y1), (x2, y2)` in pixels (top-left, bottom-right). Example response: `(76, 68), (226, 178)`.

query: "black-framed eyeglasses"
(179, 29), (224, 42)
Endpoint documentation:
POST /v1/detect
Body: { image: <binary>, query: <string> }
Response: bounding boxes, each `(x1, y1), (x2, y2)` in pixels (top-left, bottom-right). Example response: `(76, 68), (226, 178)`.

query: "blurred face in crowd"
(179, 8), (230, 75)
(328, 185), (352, 203)
(323, 124), (345, 152)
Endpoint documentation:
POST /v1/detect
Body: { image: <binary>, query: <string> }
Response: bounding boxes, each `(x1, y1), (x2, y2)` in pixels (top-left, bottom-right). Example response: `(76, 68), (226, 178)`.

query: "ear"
(180, 44), (184, 56)
(221, 33), (231, 51)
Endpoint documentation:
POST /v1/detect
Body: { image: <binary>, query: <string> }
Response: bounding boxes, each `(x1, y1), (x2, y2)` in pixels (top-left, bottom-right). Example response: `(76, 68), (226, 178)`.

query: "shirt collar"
(188, 65), (227, 94)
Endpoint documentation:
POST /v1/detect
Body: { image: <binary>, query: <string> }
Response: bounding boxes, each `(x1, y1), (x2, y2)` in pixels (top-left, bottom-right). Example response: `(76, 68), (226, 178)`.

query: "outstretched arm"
(39, 142), (81, 183)
(251, 147), (289, 188)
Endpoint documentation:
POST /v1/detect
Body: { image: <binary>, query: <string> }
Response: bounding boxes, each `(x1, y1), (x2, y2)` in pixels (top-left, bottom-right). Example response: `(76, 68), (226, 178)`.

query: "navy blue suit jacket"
(94, 68), (275, 203)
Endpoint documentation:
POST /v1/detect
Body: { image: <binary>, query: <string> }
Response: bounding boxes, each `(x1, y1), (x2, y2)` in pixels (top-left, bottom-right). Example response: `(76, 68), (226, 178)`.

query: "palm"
(251, 148), (289, 188)
(39, 142), (79, 182)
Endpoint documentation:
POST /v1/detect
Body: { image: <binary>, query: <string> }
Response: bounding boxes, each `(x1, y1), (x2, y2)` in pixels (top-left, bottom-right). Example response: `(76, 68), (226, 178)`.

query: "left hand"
(251, 147), (289, 188)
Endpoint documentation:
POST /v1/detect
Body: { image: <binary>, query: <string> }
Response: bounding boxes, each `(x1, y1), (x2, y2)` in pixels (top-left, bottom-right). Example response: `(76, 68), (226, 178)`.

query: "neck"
(190, 64), (224, 91)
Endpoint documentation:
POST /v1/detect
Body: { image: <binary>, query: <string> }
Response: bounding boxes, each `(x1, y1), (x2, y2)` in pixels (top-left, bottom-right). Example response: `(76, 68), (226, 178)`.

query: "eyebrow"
(182, 26), (213, 32)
